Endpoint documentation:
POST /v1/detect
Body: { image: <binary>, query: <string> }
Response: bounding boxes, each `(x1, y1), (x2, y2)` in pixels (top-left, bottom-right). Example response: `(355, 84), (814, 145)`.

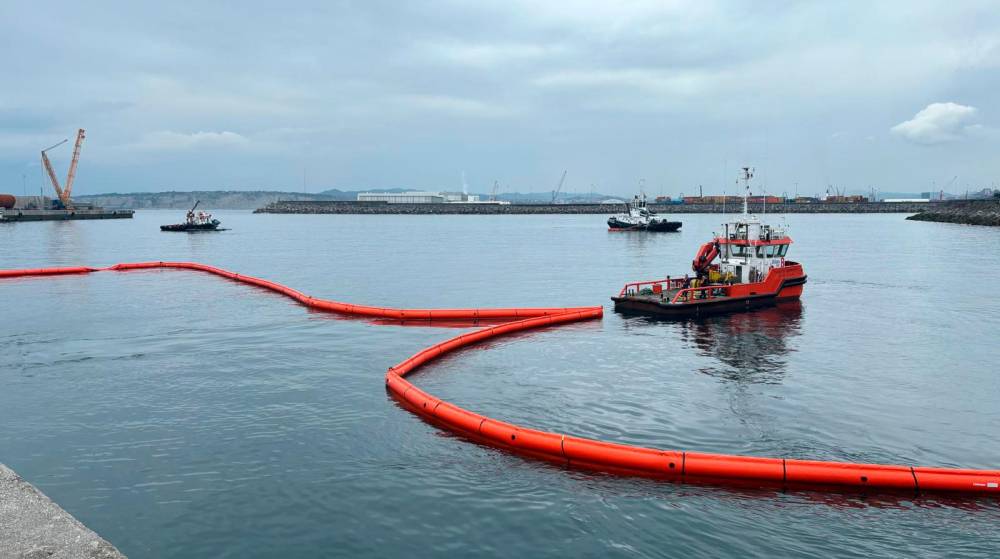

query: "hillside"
(75, 190), (337, 209)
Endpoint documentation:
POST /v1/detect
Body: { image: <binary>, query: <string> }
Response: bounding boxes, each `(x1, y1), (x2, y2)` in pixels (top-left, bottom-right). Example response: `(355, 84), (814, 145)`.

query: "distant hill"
(76, 190), (337, 209)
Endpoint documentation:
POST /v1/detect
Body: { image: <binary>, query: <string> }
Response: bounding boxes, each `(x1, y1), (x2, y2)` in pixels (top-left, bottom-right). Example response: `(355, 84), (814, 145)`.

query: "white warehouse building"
(357, 192), (446, 204)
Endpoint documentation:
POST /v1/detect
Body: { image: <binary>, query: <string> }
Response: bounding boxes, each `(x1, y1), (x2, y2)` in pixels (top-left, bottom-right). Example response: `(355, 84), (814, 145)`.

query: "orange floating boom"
(2, 261), (998, 497)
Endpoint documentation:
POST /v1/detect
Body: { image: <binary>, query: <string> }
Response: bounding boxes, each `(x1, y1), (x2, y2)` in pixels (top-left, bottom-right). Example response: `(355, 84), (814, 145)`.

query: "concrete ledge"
(0, 464), (126, 559)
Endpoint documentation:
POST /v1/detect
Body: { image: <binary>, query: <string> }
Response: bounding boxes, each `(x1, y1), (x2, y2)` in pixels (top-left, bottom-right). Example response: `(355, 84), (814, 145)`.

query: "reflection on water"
(681, 302), (804, 384)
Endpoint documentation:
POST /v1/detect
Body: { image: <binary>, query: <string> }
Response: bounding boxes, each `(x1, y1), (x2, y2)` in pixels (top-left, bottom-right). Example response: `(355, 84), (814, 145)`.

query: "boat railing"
(669, 285), (729, 303)
(618, 277), (689, 297)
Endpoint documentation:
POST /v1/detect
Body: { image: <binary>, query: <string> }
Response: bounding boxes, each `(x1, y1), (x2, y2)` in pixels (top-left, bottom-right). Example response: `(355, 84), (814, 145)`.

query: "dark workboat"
(607, 194), (682, 232)
(160, 201), (225, 232)
(612, 168), (806, 318)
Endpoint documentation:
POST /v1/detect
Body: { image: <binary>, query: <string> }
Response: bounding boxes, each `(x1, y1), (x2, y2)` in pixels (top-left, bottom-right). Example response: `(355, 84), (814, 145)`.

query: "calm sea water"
(2, 210), (999, 558)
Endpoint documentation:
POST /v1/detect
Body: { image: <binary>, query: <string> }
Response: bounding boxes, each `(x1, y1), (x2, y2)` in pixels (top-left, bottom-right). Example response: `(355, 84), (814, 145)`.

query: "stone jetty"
(906, 199), (1000, 226)
(255, 200), (933, 215)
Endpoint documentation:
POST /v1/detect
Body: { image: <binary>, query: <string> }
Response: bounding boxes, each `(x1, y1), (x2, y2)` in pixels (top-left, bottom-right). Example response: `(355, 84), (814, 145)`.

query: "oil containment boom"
(2, 261), (998, 498)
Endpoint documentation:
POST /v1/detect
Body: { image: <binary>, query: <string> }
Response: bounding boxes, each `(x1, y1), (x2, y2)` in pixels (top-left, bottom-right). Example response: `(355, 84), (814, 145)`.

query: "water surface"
(2, 211), (999, 557)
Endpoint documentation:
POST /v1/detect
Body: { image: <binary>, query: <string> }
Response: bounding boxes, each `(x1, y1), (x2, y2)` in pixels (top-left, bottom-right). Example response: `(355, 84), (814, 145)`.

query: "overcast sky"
(2, 1), (998, 197)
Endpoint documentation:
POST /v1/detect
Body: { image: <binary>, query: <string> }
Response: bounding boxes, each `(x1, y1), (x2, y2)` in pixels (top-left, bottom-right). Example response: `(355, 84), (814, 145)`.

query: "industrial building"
(356, 191), (499, 204)
(357, 192), (446, 204)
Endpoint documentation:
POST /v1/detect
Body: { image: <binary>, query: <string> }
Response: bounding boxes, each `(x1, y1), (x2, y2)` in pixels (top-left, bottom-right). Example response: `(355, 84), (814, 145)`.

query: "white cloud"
(133, 131), (250, 151)
(419, 41), (567, 67)
(891, 102), (980, 144)
(391, 94), (515, 118)
(534, 68), (715, 96)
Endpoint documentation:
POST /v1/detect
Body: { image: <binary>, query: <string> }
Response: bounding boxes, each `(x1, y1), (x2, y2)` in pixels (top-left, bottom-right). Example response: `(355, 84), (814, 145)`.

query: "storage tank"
(0, 194), (16, 209)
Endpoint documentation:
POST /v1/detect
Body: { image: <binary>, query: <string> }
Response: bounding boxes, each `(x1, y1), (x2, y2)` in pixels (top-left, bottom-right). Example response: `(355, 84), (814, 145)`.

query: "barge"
(1, 206), (134, 222)
(612, 168), (806, 318)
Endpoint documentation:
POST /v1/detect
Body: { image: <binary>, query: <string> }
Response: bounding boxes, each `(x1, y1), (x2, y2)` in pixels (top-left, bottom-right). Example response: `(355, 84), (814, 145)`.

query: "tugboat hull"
(612, 265), (806, 319)
(607, 217), (682, 232)
(160, 221), (224, 232)
(612, 276), (806, 318)
(644, 220), (682, 232)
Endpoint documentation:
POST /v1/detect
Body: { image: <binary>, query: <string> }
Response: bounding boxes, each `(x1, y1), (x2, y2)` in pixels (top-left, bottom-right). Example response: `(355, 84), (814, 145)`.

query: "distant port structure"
(254, 183), (998, 215)
(356, 191), (509, 204)
(1, 128), (134, 223)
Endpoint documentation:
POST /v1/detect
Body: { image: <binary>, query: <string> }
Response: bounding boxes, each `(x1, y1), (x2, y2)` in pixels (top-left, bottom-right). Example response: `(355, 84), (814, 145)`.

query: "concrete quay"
(0, 464), (126, 559)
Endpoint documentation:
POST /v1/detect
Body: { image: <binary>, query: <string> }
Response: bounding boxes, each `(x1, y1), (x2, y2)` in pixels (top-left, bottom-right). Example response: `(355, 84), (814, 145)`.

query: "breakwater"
(254, 200), (933, 214)
(906, 199), (1000, 226)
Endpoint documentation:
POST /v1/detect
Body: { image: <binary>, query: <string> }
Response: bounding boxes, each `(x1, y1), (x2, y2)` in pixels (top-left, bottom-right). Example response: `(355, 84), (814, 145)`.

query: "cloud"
(419, 41), (567, 67)
(891, 102), (980, 144)
(132, 131), (250, 152)
(2, 1), (1000, 193)
(391, 94), (515, 118)
(534, 68), (714, 96)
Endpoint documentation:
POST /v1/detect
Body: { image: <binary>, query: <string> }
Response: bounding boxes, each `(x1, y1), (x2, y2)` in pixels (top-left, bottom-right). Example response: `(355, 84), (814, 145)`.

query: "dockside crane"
(39, 128), (85, 210)
(551, 170), (567, 203)
(41, 138), (68, 206)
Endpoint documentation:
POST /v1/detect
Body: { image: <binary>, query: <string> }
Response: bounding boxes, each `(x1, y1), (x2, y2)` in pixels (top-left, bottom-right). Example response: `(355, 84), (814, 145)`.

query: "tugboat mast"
(740, 166), (754, 216)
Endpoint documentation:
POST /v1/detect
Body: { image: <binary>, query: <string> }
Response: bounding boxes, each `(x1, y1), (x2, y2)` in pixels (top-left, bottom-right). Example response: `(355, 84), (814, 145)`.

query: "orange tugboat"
(612, 168), (806, 318)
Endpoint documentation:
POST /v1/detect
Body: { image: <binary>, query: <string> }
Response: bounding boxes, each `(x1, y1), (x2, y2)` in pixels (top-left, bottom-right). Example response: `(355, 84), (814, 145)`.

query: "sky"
(1, 0), (998, 197)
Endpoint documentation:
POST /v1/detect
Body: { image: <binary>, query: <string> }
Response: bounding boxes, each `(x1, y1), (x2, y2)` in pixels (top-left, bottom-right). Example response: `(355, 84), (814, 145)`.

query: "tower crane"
(551, 170), (567, 203)
(40, 128), (85, 209)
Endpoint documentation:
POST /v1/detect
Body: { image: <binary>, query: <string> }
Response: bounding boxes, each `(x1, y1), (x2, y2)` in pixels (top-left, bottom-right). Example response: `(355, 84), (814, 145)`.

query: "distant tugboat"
(612, 168), (806, 318)
(607, 194), (682, 232)
(160, 201), (224, 232)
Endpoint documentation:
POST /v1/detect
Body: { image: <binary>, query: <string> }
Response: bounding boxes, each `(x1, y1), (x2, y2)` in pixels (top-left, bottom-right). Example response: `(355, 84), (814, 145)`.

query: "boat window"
(730, 244), (749, 257)
(755, 246), (765, 258)
(778, 245), (788, 257)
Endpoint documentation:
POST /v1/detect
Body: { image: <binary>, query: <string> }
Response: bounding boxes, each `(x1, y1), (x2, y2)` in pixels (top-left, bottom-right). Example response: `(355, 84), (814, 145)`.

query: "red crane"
(40, 128), (85, 210)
